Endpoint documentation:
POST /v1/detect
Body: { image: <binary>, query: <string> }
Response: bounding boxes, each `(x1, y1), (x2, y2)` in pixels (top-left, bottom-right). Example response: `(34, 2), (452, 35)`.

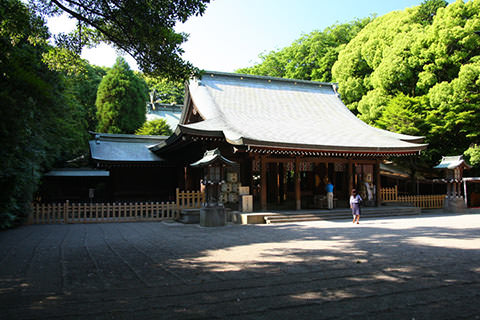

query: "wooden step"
(264, 207), (420, 224)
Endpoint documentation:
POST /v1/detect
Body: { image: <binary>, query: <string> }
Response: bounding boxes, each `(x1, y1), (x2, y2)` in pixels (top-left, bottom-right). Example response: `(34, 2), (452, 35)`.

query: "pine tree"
(96, 57), (148, 133)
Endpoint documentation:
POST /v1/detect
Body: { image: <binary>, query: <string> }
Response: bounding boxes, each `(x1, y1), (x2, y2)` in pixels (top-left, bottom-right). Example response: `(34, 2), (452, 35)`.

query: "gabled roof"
(433, 155), (472, 170)
(89, 132), (167, 163)
(190, 148), (238, 167)
(171, 71), (427, 156)
(151, 71), (427, 156)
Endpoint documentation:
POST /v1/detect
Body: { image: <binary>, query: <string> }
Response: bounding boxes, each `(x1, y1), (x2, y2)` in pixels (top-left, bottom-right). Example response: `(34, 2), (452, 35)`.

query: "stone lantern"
(433, 155), (471, 211)
(190, 148), (238, 226)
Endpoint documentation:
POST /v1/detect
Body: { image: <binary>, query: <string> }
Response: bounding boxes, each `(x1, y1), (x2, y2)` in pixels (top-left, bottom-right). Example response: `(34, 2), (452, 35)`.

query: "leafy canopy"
(141, 74), (185, 105)
(237, 17), (373, 82)
(30, 0), (210, 80)
(332, 0), (480, 167)
(0, 0), (88, 228)
(96, 57), (148, 134)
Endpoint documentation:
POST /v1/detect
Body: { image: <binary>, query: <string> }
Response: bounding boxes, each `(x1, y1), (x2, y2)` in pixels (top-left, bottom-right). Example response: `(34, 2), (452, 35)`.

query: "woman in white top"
(350, 189), (362, 224)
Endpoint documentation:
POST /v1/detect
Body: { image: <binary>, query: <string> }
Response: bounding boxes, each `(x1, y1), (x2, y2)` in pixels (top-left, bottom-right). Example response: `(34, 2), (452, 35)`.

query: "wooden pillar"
(332, 162), (337, 191)
(295, 157), (301, 210)
(260, 155), (267, 211)
(375, 160), (382, 207)
(348, 159), (353, 195)
(325, 162), (329, 181)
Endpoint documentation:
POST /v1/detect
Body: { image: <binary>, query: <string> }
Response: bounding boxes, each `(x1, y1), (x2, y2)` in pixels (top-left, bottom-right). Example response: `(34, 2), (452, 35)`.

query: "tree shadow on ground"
(1, 215), (480, 319)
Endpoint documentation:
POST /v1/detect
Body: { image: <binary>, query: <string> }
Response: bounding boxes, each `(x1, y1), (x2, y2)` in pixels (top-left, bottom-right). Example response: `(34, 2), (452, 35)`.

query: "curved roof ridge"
(202, 70), (337, 88)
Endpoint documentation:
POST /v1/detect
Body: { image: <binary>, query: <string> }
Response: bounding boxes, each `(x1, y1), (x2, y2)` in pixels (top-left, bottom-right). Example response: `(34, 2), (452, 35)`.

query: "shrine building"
(148, 71), (427, 211)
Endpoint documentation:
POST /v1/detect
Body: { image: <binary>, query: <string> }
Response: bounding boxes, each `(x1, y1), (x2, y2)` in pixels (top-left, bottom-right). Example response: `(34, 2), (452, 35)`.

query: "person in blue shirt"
(325, 179), (334, 209)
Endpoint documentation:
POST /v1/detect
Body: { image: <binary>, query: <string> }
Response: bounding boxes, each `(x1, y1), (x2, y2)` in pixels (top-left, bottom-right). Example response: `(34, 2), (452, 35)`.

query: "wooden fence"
(380, 185), (398, 201)
(380, 186), (445, 209)
(176, 188), (205, 209)
(397, 194), (445, 209)
(30, 188), (205, 224)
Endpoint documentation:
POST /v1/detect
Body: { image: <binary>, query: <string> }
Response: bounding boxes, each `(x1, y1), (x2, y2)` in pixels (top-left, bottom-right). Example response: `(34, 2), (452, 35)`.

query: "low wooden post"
(27, 204), (34, 225)
(64, 200), (69, 224)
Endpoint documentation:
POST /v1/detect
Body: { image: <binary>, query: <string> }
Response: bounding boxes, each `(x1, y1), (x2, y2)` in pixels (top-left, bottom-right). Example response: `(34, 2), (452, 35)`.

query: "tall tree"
(0, 0), (86, 228)
(332, 0), (479, 167)
(96, 57), (148, 134)
(30, 0), (210, 80)
(237, 17), (373, 82)
(67, 64), (108, 132)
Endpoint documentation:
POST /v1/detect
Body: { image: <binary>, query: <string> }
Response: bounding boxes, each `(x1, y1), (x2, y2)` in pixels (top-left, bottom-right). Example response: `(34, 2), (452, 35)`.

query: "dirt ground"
(1, 213), (480, 319)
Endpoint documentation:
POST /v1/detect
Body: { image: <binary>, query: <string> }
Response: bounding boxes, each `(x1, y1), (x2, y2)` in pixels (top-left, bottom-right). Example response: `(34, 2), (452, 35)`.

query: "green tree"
(464, 145), (480, 167)
(66, 63), (107, 132)
(332, 0), (480, 167)
(30, 0), (210, 80)
(96, 57), (148, 134)
(376, 93), (427, 137)
(0, 0), (86, 228)
(136, 119), (173, 136)
(237, 17), (372, 82)
(141, 74), (185, 105)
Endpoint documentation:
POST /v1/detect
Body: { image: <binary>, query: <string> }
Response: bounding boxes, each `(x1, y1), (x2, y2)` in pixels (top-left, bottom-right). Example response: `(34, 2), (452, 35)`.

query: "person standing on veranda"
(350, 188), (362, 224)
(326, 180), (334, 209)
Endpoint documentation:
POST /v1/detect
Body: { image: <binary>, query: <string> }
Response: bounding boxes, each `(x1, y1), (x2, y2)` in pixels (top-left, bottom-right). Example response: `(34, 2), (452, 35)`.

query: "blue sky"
(47, 0), (454, 72)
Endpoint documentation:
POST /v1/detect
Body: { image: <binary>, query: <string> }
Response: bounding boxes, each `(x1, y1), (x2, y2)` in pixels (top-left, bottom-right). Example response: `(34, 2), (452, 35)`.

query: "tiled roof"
(433, 155), (471, 170)
(179, 71), (427, 154)
(89, 133), (167, 162)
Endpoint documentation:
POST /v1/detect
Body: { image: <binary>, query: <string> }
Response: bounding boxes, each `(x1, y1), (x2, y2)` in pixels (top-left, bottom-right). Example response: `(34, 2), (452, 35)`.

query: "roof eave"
(242, 138), (428, 154)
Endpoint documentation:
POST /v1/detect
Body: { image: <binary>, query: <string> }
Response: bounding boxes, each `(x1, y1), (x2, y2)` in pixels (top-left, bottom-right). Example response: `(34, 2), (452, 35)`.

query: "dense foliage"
(96, 57), (148, 134)
(0, 0), (87, 228)
(238, 0), (480, 171)
(0, 0), (200, 228)
(332, 0), (480, 168)
(141, 74), (185, 105)
(67, 64), (107, 132)
(136, 119), (173, 136)
(237, 17), (373, 81)
(30, 0), (210, 80)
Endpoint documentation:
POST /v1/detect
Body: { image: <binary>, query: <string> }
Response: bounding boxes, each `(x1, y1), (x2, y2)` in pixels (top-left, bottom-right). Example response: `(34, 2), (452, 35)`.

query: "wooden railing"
(380, 186), (445, 209)
(176, 188), (205, 209)
(30, 201), (177, 224)
(30, 189), (205, 224)
(397, 195), (445, 209)
(380, 186), (398, 201)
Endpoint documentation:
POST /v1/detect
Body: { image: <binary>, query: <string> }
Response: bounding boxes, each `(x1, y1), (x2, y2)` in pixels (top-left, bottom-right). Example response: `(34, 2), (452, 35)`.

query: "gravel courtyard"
(1, 213), (480, 319)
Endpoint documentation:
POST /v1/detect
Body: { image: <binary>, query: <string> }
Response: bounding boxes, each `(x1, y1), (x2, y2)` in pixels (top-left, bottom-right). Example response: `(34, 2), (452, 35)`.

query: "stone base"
(445, 197), (466, 213)
(200, 207), (226, 227)
(178, 209), (200, 224)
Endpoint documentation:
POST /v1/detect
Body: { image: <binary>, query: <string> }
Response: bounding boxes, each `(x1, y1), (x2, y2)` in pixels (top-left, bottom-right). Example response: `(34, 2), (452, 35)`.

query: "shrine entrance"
(250, 155), (383, 211)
